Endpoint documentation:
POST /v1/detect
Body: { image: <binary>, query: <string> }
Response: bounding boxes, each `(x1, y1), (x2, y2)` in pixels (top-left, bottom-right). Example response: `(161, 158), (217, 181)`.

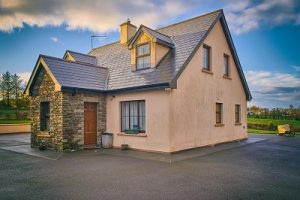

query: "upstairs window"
(235, 104), (241, 124)
(40, 102), (50, 131)
(224, 54), (230, 77)
(216, 103), (223, 124)
(203, 45), (211, 70)
(136, 43), (150, 70)
(121, 100), (145, 132)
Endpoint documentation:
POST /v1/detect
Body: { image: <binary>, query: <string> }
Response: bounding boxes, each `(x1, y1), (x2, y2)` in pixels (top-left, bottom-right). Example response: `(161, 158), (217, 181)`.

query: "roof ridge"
(156, 9), (223, 31)
(89, 41), (120, 52)
(141, 25), (172, 39)
(66, 50), (96, 58)
(40, 54), (108, 70)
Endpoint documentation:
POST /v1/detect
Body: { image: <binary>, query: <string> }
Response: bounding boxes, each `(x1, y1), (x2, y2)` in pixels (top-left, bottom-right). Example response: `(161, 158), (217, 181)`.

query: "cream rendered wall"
(106, 90), (171, 152)
(169, 20), (247, 152)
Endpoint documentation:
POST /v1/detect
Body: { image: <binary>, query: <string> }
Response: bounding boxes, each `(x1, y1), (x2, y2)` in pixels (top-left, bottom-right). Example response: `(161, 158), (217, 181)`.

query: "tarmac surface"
(0, 133), (299, 200)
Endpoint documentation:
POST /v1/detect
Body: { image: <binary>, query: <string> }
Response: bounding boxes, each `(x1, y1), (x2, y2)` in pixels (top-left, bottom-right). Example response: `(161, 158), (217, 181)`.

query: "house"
(25, 9), (251, 152)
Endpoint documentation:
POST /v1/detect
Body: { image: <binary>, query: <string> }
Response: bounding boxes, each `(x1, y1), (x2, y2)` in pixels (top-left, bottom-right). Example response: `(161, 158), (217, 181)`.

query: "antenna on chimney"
(91, 35), (106, 49)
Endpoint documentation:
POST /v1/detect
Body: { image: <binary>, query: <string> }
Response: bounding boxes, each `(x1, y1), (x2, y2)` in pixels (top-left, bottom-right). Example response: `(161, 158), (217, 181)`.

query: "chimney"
(120, 19), (137, 46)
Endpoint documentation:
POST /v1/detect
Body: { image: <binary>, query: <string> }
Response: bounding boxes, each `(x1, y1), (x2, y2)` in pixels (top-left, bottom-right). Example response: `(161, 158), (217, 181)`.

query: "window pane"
(137, 43), (150, 56)
(121, 102), (130, 131)
(130, 102), (138, 129)
(224, 56), (229, 76)
(203, 46), (210, 70)
(235, 104), (240, 123)
(137, 56), (150, 69)
(137, 46), (143, 56)
(137, 57), (143, 69)
(203, 47), (207, 68)
(40, 102), (50, 131)
(143, 56), (150, 68)
(139, 101), (145, 131)
(121, 100), (146, 132)
(143, 44), (150, 54)
(216, 103), (223, 124)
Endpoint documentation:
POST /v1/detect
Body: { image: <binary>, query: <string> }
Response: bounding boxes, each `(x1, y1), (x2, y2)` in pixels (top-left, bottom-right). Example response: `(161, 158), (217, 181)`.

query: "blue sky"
(0, 0), (300, 108)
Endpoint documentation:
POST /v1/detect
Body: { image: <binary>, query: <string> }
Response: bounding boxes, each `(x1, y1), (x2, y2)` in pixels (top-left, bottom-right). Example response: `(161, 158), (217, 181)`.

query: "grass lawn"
(0, 119), (31, 124)
(248, 118), (300, 135)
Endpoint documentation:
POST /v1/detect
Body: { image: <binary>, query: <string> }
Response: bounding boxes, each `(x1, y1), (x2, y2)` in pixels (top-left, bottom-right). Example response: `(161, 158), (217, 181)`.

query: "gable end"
(170, 11), (252, 101)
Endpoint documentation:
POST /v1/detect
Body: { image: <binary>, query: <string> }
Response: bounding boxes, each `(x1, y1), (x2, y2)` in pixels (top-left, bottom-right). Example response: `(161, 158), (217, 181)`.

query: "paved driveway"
(0, 134), (299, 200)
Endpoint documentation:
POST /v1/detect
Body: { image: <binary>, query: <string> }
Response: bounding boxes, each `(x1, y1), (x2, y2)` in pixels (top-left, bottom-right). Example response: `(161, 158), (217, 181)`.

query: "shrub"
(248, 123), (276, 131)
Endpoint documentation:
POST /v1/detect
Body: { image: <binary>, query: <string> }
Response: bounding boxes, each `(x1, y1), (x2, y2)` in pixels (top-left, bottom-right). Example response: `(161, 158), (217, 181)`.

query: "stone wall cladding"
(62, 92), (106, 150)
(30, 68), (63, 150)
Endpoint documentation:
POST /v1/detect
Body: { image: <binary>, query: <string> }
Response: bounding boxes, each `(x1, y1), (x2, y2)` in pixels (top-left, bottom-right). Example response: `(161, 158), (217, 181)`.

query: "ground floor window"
(40, 102), (50, 131)
(121, 100), (145, 132)
(235, 104), (241, 123)
(216, 103), (223, 124)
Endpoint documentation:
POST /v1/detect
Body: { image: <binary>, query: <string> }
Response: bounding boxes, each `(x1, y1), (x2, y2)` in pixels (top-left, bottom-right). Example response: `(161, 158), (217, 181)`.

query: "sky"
(0, 0), (299, 108)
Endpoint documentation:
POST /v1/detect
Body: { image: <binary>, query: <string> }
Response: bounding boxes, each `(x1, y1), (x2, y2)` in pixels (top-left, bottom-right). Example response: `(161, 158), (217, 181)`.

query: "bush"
(248, 123), (276, 131)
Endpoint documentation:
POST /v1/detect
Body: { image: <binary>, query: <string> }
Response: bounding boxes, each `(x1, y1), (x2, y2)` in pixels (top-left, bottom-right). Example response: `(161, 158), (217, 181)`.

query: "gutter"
(61, 83), (170, 95)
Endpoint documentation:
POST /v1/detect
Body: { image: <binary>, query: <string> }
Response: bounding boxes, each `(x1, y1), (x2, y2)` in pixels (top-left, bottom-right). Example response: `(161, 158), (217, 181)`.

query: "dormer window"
(136, 43), (150, 70)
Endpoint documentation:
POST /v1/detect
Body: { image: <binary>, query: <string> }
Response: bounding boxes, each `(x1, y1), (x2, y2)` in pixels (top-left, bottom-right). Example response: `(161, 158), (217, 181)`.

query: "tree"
(11, 73), (22, 108)
(0, 71), (13, 107)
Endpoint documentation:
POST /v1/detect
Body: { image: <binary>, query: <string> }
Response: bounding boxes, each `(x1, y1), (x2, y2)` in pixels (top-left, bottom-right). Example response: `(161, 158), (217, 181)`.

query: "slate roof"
(65, 50), (97, 65)
(89, 9), (221, 90)
(27, 9), (251, 100)
(41, 55), (108, 91)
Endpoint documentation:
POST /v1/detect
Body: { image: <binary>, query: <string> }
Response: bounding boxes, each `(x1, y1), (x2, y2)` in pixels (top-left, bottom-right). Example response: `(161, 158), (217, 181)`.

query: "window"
(235, 104), (241, 124)
(136, 43), (150, 70)
(40, 102), (50, 131)
(216, 103), (223, 124)
(224, 54), (230, 77)
(121, 100), (145, 132)
(203, 45), (211, 70)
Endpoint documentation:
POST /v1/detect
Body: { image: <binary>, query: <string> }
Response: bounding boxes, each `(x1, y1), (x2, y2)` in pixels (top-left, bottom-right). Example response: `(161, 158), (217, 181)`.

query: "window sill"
(135, 67), (151, 71)
(223, 75), (232, 80)
(117, 133), (147, 137)
(202, 68), (213, 75)
(215, 124), (224, 127)
(235, 123), (242, 126)
(38, 131), (50, 137)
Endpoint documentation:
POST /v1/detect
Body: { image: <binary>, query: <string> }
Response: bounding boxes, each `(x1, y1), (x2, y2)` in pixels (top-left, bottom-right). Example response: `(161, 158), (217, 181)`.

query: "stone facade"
(30, 67), (106, 151)
(30, 68), (63, 150)
(62, 92), (106, 150)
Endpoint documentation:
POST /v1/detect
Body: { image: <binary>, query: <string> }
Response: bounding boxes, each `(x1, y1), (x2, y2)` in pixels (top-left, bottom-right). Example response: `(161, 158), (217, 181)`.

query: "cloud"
(17, 72), (31, 84)
(245, 70), (300, 108)
(224, 0), (300, 34)
(50, 37), (58, 43)
(0, 0), (189, 33)
(1, 0), (299, 35)
(292, 65), (300, 72)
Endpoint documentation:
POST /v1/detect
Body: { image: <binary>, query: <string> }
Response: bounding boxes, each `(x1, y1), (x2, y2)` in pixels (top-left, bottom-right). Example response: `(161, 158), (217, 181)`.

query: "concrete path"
(100, 136), (267, 163)
(0, 133), (61, 160)
(0, 133), (266, 162)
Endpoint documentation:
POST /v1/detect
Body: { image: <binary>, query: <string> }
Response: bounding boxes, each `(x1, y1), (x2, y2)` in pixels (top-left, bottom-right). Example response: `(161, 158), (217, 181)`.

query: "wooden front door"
(84, 102), (97, 146)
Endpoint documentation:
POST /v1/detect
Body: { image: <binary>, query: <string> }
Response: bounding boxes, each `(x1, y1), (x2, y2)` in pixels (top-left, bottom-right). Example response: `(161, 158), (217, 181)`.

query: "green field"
(248, 118), (300, 134)
(0, 119), (31, 124)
